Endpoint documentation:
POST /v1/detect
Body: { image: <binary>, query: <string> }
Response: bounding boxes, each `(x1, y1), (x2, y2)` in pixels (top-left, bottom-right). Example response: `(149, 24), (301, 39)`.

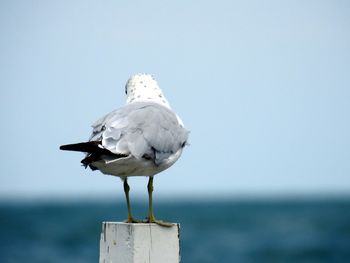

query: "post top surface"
(102, 221), (179, 227)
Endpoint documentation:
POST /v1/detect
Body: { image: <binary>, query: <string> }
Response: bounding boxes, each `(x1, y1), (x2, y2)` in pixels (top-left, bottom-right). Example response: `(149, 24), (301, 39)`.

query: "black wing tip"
(59, 143), (82, 151)
(59, 144), (70, 150)
(59, 141), (101, 152)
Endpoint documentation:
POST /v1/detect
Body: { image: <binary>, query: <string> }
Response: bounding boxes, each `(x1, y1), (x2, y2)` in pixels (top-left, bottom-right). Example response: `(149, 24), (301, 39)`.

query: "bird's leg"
(146, 176), (172, 227)
(147, 176), (155, 222)
(123, 178), (140, 223)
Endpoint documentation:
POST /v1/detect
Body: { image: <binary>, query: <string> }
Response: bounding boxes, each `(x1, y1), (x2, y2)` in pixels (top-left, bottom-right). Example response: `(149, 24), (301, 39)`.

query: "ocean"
(0, 198), (349, 263)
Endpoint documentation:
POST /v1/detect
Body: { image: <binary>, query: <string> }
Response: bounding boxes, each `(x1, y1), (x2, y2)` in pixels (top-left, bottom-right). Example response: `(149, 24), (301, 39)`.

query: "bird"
(60, 73), (189, 226)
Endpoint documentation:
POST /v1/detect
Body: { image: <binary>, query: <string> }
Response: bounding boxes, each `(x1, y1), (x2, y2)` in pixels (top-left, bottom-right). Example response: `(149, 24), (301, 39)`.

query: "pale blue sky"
(1, 0), (349, 199)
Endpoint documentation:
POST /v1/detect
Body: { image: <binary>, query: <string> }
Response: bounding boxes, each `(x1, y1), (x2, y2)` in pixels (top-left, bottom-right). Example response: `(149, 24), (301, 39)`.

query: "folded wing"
(61, 102), (189, 170)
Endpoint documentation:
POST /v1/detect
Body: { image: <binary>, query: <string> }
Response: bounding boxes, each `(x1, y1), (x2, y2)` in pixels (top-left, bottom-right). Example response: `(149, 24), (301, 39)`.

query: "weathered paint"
(99, 222), (180, 263)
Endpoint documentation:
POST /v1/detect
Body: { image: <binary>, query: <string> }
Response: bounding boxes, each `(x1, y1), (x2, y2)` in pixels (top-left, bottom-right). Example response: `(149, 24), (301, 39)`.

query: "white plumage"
(60, 73), (189, 225)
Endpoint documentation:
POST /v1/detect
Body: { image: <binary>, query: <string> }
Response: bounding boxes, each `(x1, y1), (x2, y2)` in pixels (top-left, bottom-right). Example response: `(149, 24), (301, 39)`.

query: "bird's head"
(125, 73), (171, 108)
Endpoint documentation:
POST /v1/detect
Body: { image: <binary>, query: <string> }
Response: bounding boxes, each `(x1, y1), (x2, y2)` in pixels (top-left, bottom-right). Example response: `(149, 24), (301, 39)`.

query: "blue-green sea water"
(1, 198), (349, 263)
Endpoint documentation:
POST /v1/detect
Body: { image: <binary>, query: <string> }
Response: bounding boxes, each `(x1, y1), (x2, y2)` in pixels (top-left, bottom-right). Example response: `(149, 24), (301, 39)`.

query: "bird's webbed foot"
(145, 215), (173, 227)
(124, 216), (143, 224)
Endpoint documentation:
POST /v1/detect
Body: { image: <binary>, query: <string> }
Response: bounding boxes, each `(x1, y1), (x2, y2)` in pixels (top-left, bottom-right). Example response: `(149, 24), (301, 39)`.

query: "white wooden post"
(99, 222), (181, 263)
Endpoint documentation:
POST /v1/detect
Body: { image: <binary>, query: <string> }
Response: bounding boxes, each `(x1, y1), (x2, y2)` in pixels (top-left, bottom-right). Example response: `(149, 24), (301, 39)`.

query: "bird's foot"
(124, 216), (142, 224)
(145, 216), (173, 227)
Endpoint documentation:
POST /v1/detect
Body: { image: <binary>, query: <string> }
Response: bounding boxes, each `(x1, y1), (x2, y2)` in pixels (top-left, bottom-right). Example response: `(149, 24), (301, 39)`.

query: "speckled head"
(125, 73), (170, 108)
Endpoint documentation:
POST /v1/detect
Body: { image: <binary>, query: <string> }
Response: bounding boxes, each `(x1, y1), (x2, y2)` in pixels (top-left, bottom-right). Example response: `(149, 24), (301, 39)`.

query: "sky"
(0, 0), (349, 200)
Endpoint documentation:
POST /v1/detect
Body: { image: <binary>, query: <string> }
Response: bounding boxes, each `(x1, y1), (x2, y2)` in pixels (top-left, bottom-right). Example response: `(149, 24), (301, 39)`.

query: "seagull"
(60, 73), (189, 226)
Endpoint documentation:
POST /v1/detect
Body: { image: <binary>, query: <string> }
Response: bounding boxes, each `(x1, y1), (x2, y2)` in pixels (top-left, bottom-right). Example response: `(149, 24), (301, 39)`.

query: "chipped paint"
(99, 222), (180, 263)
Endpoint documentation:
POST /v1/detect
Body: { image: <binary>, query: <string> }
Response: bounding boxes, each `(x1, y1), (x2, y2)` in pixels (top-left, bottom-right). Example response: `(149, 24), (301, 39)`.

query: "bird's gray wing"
(89, 102), (189, 165)
(89, 108), (126, 141)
